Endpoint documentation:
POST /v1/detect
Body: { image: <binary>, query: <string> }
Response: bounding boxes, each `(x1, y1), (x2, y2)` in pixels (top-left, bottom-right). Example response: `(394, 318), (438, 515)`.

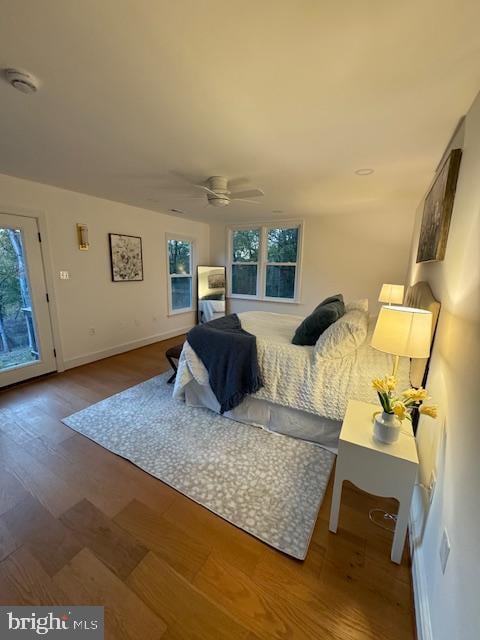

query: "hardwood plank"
(60, 435), (177, 516)
(0, 435), (82, 517)
(193, 554), (336, 639)
(114, 499), (210, 580)
(127, 551), (250, 640)
(11, 406), (74, 444)
(311, 516), (367, 572)
(318, 558), (414, 639)
(0, 546), (70, 605)
(0, 412), (34, 447)
(0, 467), (29, 516)
(253, 537), (410, 640)
(24, 437), (131, 518)
(0, 518), (20, 562)
(162, 494), (265, 577)
(54, 548), (166, 640)
(60, 499), (148, 580)
(1, 495), (82, 576)
(253, 539), (327, 598)
(47, 375), (105, 405)
(316, 497), (410, 571)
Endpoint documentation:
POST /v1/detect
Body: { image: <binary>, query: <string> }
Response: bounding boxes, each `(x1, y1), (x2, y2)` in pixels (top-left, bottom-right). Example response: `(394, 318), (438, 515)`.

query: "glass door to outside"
(0, 213), (56, 387)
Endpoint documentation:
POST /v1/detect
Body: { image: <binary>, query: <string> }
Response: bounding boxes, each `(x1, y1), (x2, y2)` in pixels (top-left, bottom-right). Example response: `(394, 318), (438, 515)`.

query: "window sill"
(168, 308), (194, 317)
(228, 295), (302, 305)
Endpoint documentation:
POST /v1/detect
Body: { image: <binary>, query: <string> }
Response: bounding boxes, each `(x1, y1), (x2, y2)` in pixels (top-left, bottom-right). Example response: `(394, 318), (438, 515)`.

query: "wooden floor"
(0, 337), (415, 639)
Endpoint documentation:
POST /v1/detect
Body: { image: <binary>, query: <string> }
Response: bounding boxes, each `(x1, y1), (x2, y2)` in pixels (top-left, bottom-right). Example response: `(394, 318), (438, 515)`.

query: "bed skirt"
(184, 380), (341, 453)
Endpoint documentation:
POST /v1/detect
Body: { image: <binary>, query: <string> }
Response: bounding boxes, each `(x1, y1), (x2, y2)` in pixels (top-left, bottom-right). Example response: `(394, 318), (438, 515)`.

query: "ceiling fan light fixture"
(159, 174), (264, 208)
(208, 196), (230, 207)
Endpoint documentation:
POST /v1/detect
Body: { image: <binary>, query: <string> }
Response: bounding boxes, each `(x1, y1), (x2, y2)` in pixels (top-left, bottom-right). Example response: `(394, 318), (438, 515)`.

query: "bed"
(174, 282), (440, 452)
(198, 298), (226, 323)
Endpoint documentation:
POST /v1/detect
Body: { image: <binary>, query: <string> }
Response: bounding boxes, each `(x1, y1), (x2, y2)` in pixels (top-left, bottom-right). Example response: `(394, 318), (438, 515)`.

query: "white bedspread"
(174, 311), (411, 421)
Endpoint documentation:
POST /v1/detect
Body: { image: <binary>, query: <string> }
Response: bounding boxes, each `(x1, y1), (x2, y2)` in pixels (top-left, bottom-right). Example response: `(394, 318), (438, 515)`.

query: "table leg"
(329, 470), (344, 533)
(391, 491), (411, 564)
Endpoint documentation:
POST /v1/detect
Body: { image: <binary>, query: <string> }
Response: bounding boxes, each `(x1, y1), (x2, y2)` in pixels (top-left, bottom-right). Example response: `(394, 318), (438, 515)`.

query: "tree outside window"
(229, 224), (301, 300)
(167, 238), (193, 312)
(231, 229), (259, 296)
(0, 228), (39, 370)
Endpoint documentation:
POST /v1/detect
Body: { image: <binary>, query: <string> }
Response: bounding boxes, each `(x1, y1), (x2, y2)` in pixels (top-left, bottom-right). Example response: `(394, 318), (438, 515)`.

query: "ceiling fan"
(164, 175), (265, 208)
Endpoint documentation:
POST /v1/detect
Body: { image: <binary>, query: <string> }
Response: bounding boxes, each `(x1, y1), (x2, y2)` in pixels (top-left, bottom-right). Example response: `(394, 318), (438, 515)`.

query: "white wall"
(210, 212), (415, 317)
(407, 92), (480, 640)
(0, 173), (209, 369)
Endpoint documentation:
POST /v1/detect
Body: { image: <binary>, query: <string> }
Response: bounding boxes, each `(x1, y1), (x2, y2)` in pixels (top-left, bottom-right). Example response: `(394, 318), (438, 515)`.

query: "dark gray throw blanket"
(187, 314), (263, 414)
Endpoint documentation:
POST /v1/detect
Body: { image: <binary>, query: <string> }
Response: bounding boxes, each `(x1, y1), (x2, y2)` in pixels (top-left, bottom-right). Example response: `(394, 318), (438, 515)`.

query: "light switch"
(59, 271), (70, 280)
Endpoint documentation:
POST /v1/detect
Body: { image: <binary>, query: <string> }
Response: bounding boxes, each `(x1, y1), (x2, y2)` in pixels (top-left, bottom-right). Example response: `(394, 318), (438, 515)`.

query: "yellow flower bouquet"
(371, 375), (438, 423)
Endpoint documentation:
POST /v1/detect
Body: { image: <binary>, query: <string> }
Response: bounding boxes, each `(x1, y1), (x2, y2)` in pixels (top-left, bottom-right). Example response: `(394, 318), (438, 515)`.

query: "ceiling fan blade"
(192, 183), (220, 197)
(152, 185), (198, 193)
(227, 176), (250, 190)
(232, 198), (262, 204)
(229, 189), (264, 200)
(174, 194), (205, 200)
(169, 170), (208, 185)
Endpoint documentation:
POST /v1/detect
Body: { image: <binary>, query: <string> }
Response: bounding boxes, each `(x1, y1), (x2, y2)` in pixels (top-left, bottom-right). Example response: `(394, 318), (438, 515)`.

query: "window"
(266, 227), (299, 299)
(231, 228), (260, 297)
(167, 237), (193, 313)
(228, 223), (302, 301)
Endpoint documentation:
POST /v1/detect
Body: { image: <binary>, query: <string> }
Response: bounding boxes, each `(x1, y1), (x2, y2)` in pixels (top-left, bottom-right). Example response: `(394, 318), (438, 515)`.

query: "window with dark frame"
(167, 238), (193, 312)
(229, 224), (301, 301)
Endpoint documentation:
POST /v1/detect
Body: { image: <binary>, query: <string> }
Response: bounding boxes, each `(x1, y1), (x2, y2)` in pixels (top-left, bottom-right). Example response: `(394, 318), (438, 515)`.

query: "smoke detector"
(4, 68), (40, 94)
(355, 168), (374, 176)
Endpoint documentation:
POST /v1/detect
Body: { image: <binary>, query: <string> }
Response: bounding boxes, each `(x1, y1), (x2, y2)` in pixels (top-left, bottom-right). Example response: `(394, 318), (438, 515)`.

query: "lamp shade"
(378, 283), (405, 305)
(371, 305), (432, 358)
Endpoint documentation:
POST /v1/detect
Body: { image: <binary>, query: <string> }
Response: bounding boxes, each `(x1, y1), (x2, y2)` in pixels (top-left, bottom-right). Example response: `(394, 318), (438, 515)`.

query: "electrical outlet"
(439, 529), (451, 574)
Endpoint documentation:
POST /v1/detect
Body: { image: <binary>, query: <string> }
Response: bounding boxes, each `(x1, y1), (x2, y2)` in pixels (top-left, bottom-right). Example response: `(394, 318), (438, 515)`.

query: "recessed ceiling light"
(355, 168), (374, 176)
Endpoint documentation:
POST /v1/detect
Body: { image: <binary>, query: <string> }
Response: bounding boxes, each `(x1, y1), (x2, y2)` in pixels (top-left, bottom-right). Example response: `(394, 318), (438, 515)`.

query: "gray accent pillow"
(292, 294), (345, 346)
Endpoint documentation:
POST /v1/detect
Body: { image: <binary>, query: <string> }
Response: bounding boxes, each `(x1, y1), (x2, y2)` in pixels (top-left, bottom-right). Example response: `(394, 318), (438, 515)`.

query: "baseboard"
(63, 326), (193, 370)
(409, 487), (433, 640)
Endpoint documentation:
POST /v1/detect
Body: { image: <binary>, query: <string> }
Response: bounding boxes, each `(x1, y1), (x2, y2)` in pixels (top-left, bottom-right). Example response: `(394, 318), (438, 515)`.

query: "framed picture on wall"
(416, 148), (462, 263)
(108, 233), (144, 282)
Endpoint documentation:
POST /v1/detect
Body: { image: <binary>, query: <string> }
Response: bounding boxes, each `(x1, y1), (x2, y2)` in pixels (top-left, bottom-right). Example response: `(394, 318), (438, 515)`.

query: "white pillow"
(345, 298), (369, 313)
(315, 309), (368, 358)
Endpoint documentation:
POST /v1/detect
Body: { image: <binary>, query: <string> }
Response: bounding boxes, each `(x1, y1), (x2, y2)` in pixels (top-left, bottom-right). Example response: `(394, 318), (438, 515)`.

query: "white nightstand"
(329, 399), (419, 564)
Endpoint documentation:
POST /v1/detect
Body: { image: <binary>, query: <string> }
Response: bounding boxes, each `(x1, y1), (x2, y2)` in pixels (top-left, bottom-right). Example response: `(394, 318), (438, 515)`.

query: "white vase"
(373, 411), (401, 444)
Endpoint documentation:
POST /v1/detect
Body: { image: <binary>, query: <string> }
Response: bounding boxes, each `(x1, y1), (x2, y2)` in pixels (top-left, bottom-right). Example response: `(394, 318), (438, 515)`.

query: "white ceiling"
(0, 0), (479, 223)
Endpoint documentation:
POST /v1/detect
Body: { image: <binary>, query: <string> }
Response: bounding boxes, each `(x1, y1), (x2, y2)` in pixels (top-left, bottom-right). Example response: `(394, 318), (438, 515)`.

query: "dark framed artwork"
(416, 148), (462, 263)
(108, 233), (144, 282)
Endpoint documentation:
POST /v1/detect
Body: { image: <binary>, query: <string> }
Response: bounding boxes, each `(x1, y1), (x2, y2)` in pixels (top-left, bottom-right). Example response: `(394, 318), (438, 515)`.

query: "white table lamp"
(378, 284), (405, 306)
(371, 305), (432, 377)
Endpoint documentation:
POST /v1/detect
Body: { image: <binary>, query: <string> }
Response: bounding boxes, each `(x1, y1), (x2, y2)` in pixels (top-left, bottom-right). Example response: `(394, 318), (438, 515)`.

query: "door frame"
(0, 204), (64, 374)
